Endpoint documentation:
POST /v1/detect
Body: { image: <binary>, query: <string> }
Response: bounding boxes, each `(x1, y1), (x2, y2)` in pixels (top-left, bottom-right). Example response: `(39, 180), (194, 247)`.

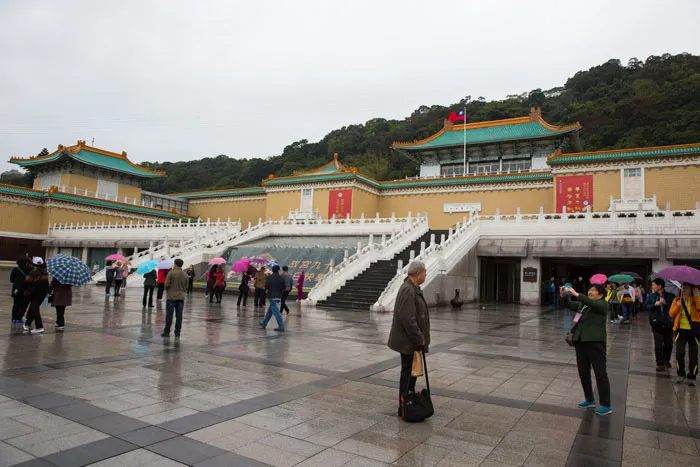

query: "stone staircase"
(317, 230), (446, 311)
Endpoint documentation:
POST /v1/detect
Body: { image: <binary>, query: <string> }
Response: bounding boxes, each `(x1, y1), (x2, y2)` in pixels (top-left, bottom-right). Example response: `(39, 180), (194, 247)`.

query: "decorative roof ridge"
(0, 182), (48, 195)
(10, 140), (166, 176)
(392, 108), (581, 148)
(378, 170), (553, 186)
(548, 142), (700, 161)
(172, 186), (265, 197)
(291, 153), (348, 176)
(263, 170), (352, 183)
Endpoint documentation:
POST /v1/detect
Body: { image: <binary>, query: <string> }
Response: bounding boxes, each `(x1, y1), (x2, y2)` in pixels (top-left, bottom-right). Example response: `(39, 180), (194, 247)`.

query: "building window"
(622, 168), (643, 200)
(501, 159), (531, 173)
(40, 173), (61, 190)
(301, 188), (313, 213)
(468, 161), (500, 176)
(96, 179), (119, 200)
(440, 164), (466, 178)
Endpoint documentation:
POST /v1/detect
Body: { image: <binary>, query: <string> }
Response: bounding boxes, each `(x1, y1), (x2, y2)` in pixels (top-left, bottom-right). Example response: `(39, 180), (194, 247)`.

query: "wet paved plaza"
(1, 278), (700, 466)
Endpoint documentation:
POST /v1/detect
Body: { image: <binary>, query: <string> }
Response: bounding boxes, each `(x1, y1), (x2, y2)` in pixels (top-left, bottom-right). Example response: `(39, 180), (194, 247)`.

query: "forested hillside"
(5, 53), (699, 193)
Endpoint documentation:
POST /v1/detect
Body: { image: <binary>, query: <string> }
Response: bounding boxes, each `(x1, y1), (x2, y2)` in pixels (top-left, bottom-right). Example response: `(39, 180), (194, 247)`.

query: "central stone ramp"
(317, 229), (446, 311)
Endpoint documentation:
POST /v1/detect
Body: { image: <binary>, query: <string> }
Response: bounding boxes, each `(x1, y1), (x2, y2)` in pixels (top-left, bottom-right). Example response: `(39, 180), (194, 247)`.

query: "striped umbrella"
(47, 255), (92, 286)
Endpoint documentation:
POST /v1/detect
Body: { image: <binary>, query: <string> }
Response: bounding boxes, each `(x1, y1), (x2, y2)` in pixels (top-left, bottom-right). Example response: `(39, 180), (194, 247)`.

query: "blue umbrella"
(46, 255), (92, 286)
(136, 260), (159, 275)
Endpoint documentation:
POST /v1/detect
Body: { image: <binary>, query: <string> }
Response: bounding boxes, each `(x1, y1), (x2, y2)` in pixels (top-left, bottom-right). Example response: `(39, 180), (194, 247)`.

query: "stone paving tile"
(0, 439), (35, 465)
(2, 281), (700, 466)
(86, 448), (187, 466)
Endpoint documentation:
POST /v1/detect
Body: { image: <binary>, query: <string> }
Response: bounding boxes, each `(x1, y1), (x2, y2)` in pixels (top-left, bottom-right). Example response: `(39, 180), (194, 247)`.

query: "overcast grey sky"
(1, 0), (699, 173)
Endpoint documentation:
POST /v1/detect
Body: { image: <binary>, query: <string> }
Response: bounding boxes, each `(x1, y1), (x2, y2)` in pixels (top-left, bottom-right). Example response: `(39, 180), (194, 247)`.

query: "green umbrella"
(608, 274), (635, 284)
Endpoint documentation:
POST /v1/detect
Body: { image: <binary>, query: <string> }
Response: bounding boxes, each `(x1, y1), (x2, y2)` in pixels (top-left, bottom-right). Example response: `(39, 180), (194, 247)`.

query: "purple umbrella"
(250, 257), (270, 267)
(656, 266), (700, 286)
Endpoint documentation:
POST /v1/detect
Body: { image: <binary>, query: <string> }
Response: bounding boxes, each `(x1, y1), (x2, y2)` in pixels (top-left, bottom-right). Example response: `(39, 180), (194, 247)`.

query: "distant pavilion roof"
(9, 141), (166, 178)
(262, 153), (381, 188)
(392, 108), (581, 151)
(547, 143), (700, 165)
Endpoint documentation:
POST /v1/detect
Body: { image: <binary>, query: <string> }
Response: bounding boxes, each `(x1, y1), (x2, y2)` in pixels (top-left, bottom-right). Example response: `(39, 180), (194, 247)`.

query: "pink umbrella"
(208, 257), (226, 266)
(232, 258), (251, 273)
(106, 254), (126, 261)
(590, 274), (607, 285)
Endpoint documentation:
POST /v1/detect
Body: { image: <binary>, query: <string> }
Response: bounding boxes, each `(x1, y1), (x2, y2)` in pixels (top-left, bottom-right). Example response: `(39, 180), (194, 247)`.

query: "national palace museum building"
(3, 108), (699, 305)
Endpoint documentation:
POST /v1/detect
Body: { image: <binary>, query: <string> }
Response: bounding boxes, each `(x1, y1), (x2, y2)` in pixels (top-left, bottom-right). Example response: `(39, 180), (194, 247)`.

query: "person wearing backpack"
(669, 283), (700, 386)
(143, 269), (157, 308)
(10, 257), (31, 328)
(619, 283), (636, 325)
(646, 278), (675, 372)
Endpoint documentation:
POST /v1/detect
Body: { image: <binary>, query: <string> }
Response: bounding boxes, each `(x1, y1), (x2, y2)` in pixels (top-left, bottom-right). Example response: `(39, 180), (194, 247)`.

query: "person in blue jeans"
(259, 265), (286, 332)
(162, 258), (189, 338)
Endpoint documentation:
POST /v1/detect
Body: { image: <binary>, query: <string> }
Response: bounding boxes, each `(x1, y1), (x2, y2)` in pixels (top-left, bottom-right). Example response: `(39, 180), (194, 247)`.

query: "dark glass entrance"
(480, 257), (521, 302)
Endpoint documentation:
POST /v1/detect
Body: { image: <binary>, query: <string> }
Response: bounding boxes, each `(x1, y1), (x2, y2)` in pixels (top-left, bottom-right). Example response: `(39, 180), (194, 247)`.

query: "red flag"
(448, 110), (466, 122)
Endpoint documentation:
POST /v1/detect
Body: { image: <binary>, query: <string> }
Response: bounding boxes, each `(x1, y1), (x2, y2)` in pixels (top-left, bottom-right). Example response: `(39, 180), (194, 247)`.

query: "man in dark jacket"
(162, 259), (189, 338)
(143, 269), (157, 308)
(646, 278), (676, 372)
(105, 260), (114, 296)
(280, 266), (293, 314)
(10, 258), (31, 327)
(259, 265), (286, 331)
(387, 260), (430, 416)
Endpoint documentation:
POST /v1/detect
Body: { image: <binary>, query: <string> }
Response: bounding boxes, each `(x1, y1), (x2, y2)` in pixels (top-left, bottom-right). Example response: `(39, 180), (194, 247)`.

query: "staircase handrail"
(306, 215), (429, 303)
(372, 213), (481, 311)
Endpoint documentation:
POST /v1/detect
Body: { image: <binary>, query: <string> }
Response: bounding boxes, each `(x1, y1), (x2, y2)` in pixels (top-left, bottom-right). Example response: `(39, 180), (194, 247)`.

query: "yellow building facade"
(3, 116), (700, 261)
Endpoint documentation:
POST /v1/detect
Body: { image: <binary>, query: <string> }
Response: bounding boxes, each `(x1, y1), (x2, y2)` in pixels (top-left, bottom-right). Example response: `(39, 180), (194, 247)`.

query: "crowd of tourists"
(10, 255), (71, 335)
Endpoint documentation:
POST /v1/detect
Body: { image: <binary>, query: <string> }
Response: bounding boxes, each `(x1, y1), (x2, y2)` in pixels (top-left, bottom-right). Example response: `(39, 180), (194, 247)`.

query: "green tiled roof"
(262, 173), (381, 188)
(174, 187), (266, 199)
(548, 144), (700, 165)
(380, 172), (553, 188)
(0, 184), (191, 220)
(11, 148), (165, 178)
(394, 121), (580, 151)
(0, 184), (46, 198)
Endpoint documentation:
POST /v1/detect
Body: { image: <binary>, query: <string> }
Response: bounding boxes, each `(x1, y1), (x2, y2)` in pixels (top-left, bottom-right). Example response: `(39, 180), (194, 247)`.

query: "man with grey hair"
(387, 260), (430, 417)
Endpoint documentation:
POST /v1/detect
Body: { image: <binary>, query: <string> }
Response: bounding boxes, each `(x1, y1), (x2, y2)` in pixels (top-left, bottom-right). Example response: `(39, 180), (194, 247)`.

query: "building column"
(81, 247), (88, 263)
(520, 257), (541, 305)
(652, 259), (673, 273)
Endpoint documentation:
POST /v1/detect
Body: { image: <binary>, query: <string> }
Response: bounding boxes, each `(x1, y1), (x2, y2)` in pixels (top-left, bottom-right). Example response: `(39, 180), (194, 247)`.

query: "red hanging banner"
(328, 189), (352, 219)
(556, 175), (593, 214)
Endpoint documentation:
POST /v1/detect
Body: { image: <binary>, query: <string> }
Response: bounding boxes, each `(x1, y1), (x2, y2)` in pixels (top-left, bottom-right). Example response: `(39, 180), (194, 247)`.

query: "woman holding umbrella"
(669, 283), (700, 386)
(49, 278), (71, 332)
(45, 254), (92, 331)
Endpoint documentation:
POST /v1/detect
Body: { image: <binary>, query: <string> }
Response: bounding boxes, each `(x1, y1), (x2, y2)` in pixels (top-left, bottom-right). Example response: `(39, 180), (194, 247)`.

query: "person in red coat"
(157, 268), (171, 301)
(211, 267), (226, 304)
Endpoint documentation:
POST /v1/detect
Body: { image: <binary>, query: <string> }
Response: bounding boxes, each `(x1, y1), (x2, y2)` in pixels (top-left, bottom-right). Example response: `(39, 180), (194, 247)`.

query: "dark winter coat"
(49, 278), (73, 307)
(387, 278), (431, 355)
(143, 270), (157, 287)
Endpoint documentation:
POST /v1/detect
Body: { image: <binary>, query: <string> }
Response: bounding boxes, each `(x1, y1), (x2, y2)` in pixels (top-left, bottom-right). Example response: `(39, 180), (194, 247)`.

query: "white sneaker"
(23, 325), (30, 332)
(55, 326), (65, 332)
(30, 328), (44, 335)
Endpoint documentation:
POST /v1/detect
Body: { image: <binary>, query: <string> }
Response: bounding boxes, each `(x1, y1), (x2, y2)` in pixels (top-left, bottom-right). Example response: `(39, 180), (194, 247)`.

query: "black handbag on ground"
(401, 351), (434, 423)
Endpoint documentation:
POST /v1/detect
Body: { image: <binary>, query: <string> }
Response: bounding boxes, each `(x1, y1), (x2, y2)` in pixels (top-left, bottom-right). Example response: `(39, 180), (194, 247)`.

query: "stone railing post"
(430, 234), (435, 247)
(343, 249), (349, 262)
(440, 233), (446, 245)
(368, 234), (373, 246)
(495, 208), (501, 222)
(381, 234), (386, 246)
(409, 250), (415, 262)
(516, 207), (521, 223)
(360, 213), (365, 224)
(391, 212), (396, 224)
(397, 259), (403, 274)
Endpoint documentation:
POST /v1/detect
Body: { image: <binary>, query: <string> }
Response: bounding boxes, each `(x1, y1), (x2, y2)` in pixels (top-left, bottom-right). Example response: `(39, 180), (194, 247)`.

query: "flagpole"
(462, 107), (467, 176)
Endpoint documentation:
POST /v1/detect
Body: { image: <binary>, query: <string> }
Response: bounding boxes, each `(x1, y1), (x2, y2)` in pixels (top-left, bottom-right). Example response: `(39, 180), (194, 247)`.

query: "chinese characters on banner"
(328, 189), (352, 219)
(556, 175), (593, 214)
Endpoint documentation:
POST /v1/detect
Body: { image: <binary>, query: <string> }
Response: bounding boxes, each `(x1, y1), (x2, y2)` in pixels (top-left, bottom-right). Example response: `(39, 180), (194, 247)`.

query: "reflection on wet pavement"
(0, 278), (698, 466)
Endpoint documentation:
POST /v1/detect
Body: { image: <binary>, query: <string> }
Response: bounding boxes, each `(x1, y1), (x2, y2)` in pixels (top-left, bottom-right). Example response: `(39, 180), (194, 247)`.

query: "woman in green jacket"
(562, 283), (612, 416)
